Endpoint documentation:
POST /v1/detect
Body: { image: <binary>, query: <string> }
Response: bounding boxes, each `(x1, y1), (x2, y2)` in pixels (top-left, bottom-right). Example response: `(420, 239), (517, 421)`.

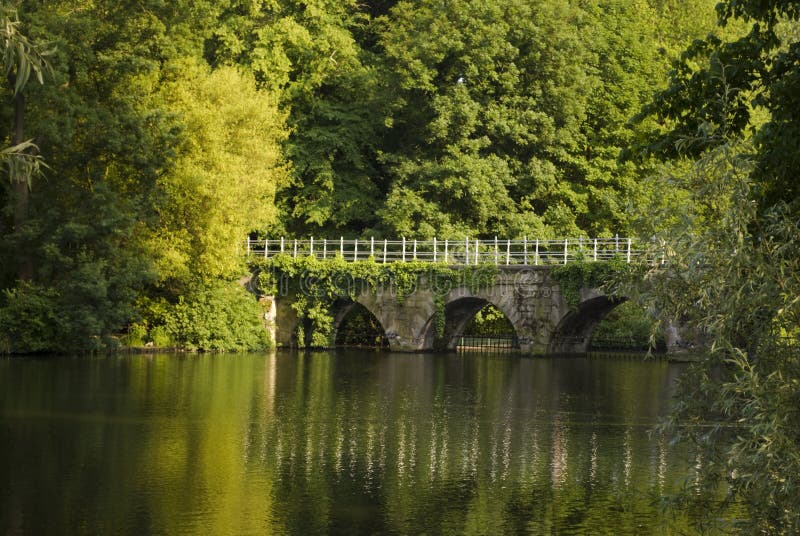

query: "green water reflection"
(0, 351), (697, 535)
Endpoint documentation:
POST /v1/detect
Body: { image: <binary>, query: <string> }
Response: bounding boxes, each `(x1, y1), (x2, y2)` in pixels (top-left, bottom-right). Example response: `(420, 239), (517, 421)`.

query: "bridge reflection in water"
(253, 351), (697, 534)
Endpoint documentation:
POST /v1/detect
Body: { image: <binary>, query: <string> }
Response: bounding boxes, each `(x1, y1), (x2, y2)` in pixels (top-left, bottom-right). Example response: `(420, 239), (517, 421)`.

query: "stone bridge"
(268, 266), (679, 354)
(250, 236), (684, 354)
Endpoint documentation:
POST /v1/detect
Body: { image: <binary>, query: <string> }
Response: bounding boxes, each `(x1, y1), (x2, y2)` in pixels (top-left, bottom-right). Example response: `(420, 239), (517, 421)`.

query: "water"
(0, 351), (698, 535)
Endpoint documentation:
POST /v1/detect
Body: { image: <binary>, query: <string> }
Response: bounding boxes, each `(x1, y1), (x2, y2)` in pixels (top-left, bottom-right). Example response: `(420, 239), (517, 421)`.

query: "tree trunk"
(12, 89), (33, 281)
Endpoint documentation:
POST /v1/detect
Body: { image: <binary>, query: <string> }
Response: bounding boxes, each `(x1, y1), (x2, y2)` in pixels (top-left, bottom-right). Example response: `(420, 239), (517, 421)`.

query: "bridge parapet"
(247, 236), (660, 265)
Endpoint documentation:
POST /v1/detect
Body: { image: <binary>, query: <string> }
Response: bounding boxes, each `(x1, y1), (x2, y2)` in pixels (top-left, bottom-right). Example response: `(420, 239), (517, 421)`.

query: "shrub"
(142, 280), (271, 352)
(0, 283), (61, 353)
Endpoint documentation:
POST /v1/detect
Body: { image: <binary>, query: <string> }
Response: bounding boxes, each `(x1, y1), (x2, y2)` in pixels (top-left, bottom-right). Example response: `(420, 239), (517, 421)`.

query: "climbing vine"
(251, 255), (497, 348)
(433, 294), (446, 351)
(550, 258), (633, 308)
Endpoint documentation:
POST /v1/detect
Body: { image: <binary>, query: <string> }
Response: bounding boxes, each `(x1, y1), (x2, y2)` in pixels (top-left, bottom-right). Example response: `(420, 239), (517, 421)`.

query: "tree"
(203, 0), (719, 240)
(631, 0), (800, 531)
(0, 1), (285, 352)
(208, 0), (387, 237)
(1, 3), (51, 279)
(637, 0), (800, 210)
(629, 139), (800, 533)
(149, 58), (288, 284)
(373, 0), (700, 239)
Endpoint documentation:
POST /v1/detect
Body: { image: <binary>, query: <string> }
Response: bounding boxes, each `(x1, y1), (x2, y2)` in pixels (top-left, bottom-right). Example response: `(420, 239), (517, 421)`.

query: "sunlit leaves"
(0, 1), (286, 350)
(639, 0), (800, 209)
(150, 59), (288, 281)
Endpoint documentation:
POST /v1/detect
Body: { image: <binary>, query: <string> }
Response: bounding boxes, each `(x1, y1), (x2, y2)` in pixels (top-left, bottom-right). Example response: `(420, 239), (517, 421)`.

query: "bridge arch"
(420, 294), (521, 351)
(330, 298), (389, 349)
(550, 294), (626, 353)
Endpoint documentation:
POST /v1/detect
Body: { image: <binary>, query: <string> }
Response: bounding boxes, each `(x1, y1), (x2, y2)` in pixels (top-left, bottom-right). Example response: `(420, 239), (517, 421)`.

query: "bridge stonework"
(270, 266), (632, 354)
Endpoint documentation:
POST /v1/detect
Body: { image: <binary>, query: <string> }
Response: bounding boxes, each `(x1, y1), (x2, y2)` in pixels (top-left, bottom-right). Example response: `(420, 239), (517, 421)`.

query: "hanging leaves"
(0, 5), (52, 94)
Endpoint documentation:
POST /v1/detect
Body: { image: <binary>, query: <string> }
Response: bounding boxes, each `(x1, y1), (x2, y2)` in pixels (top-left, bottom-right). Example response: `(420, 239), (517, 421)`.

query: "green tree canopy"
(208, 0), (387, 237)
(373, 0), (682, 238)
(0, 1), (287, 351)
(148, 59), (287, 283)
(636, 0), (799, 209)
(0, 0), (726, 352)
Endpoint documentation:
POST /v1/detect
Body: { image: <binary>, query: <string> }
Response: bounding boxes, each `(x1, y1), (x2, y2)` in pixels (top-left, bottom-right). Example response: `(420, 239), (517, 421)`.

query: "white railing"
(245, 236), (652, 265)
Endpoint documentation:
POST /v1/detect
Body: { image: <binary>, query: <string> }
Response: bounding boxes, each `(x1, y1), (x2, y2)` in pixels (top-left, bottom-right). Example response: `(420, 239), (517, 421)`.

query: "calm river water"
(0, 351), (700, 535)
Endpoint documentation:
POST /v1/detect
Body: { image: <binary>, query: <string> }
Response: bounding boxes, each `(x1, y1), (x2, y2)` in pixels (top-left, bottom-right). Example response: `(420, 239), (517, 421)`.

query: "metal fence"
(246, 236), (657, 265)
(455, 335), (520, 352)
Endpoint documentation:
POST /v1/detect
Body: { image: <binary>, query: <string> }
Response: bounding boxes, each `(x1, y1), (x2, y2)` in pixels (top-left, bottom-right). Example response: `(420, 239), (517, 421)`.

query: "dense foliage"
(1, 0), (796, 531)
(591, 301), (662, 349)
(0, 1), (287, 352)
(632, 143), (800, 533)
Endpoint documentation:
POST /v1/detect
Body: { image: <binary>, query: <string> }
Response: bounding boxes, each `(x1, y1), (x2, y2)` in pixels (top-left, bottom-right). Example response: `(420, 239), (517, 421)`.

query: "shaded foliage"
(335, 303), (388, 348)
(136, 281), (272, 352)
(0, 1), (284, 352)
(591, 301), (662, 349)
(462, 304), (515, 336)
(633, 13), (800, 521)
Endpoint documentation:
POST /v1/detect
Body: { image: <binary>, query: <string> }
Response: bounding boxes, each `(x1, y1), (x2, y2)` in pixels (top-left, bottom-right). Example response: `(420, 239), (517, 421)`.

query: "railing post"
(281, 236), (285, 254)
(535, 239), (539, 266)
(293, 239), (298, 258)
(371, 236), (374, 257)
(523, 236), (527, 265)
(354, 238), (358, 261)
(310, 236), (314, 257)
(413, 239), (417, 260)
(563, 238), (568, 264)
(340, 236), (344, 257)
(444, 239), (448, 263)
(579, 236), (583, 252)
(433, 237), (437, 262)
(247, 238), (251, 256)
(593, 238), (597, 261)
(615, 234), (619, 254)
(402, 237), (406, 262)
(475, 239), (479, 265)
(383, 239), (388, 264)
(627, 238), (631, 263)
(265, 239), (269, 258)
(494, 236), (498, 265)
(465, 237), (469, 265)
(506, 239), (511, 265)
(323, 239), (327, 259)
